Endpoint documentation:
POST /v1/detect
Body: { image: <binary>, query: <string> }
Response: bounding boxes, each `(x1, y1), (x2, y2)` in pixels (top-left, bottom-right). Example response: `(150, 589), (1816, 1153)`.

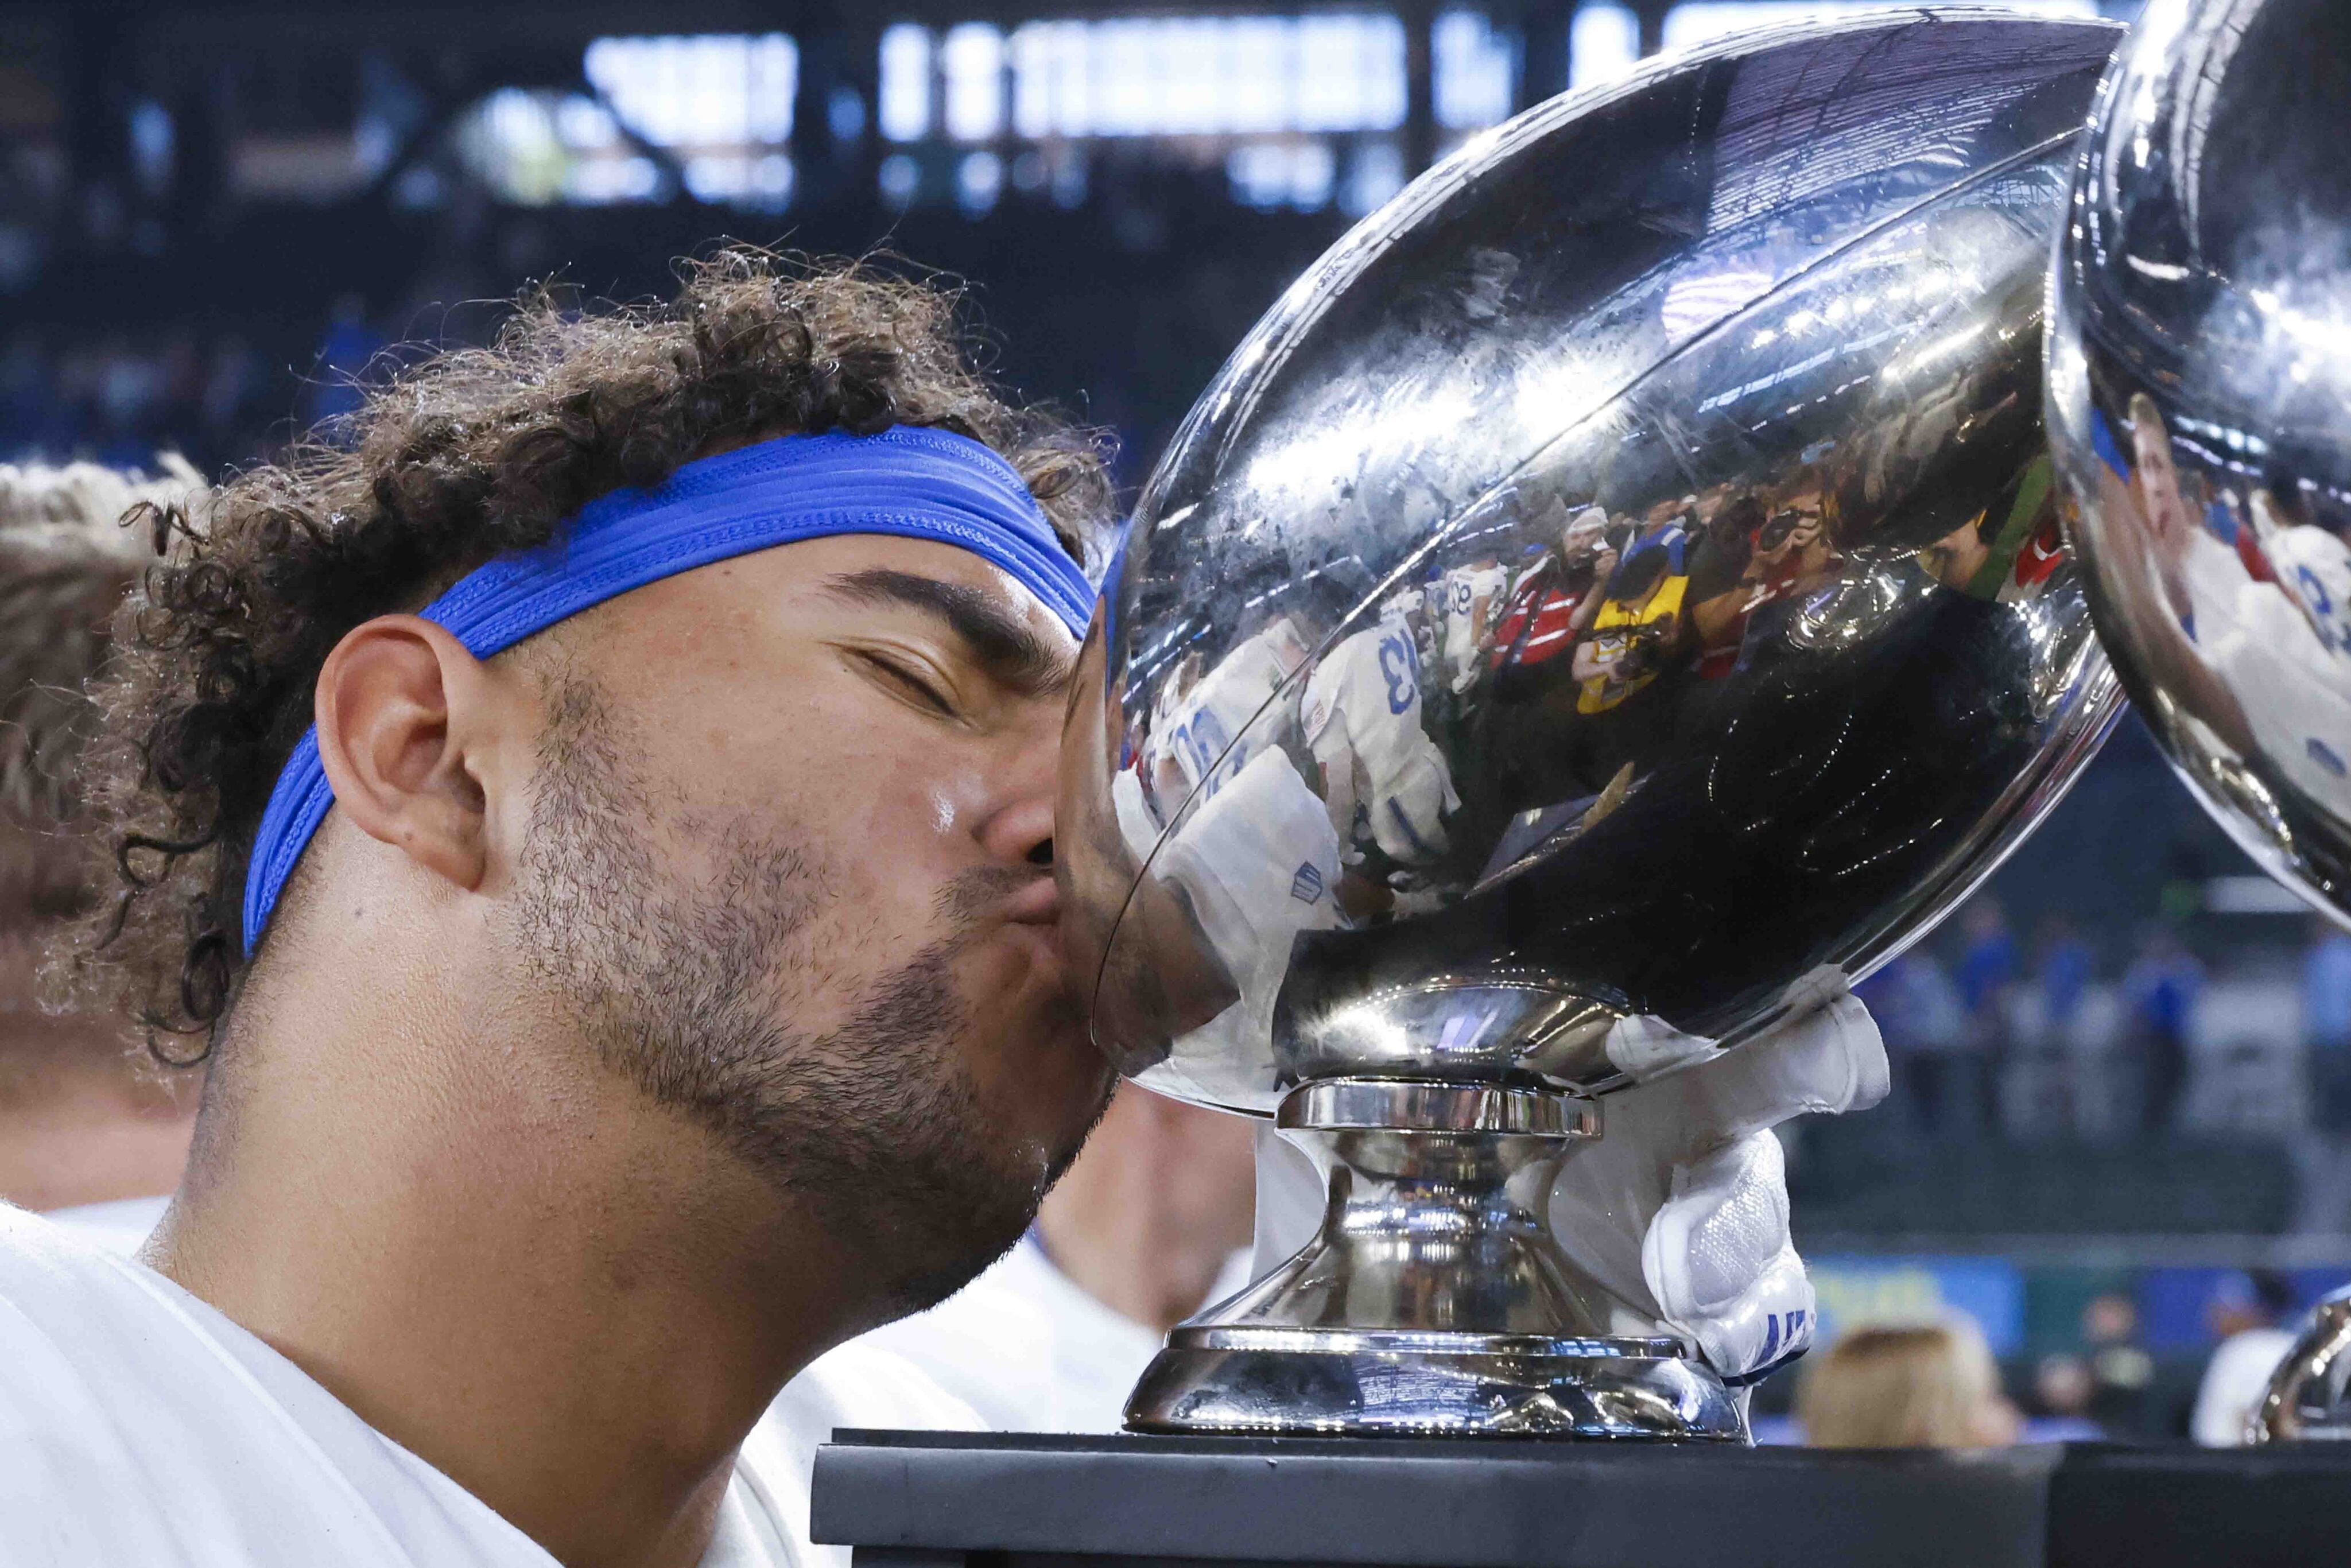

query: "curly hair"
(0, 455), (206, 937)
(56, 250), (1114, 1058)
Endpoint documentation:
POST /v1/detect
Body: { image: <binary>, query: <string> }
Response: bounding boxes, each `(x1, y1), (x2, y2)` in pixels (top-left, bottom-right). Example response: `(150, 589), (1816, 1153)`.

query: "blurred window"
(957, 150), (1006, 214)
(880, 24), (933, 142)
(458, 90), (650, 205)
(1225, 141), (1335, 211)
(942, 24), (1007, 141)
(1344, 141), (1407, 216)
(1433, 11), (1514, 130)
(459, 34), (800, 208)
(1661, 0), (2100, 53)
(963, 14), (1408, 139)
(584, 34), (796, 147)
(1569, 5), (1640, 92)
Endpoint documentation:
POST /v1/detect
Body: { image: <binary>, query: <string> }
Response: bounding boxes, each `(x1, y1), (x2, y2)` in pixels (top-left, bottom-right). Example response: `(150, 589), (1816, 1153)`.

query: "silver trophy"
(2043, 0), (2351, 1443)
(1061, 9), (2124, 1441)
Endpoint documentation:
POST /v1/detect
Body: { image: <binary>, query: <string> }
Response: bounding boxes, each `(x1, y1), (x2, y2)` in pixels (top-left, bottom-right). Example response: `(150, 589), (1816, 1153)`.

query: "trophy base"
(1124, 1323), (1745, 1439)
(1120, 1077), (1747, 1442)
(812, 1429), (2351, 1568)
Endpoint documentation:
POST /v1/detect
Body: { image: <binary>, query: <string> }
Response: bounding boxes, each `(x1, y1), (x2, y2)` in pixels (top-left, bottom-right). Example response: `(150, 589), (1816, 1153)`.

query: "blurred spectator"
(2304, 916), (2351, 1136)
(2026, 1352), (2106, 1442)
(1955, 899), (2019, 1026)
(0, 457), (205, 1227)
(2, 329), (271, 475)
(1794, 1318), (2020, 1449)
(2082, 1290), (2157, 1436)
(2189, 1271), (2299, 1446)
(2035, 913), (2097, 1044)
(1856, 949), (1968, 1135)
(2123, 926), (2203, 1134)
(1953, 903), (2018, 1136)
(301, 293), (386, 428)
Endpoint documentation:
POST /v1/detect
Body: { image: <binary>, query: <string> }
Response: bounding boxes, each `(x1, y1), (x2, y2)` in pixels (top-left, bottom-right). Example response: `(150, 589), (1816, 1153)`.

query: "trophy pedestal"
(1122, 1077), (1743, 1442)
(810, 1430), (2351, 1568)
(1126, 1326), (1736, 1439)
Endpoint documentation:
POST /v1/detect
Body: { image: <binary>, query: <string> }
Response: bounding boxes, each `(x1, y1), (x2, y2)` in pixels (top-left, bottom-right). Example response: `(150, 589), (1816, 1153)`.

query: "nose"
(975, 723), (1059, 872)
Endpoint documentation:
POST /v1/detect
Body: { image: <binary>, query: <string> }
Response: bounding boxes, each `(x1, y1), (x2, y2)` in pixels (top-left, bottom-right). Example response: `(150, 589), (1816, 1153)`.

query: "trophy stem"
(1123, 1078), (1745, 1439)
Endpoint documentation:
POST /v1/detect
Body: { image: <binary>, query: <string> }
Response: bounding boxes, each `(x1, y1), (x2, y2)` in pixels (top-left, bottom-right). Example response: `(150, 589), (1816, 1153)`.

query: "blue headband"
(240, 426), (1093, 954)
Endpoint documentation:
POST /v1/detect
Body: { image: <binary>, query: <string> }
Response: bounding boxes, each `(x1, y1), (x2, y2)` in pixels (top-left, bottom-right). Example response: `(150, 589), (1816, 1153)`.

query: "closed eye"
(855, 649), (956, 716)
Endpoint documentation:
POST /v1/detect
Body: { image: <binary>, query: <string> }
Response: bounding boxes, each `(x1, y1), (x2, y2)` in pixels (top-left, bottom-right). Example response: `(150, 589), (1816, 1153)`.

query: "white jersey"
(2190, 1326), (2296, 1447)
(2270, 523), (2351, 655)
(852, 1232), (1250, 1435)
(1158, 621), (1308, 801)
(1152, 749), (1344, 1077)
(1110, 763), (1164, 861)
(1441, 562), (1508, 673)
(2205, 570), (2351, 818)
(42, 1193), (169, 1257)
(0, 1203), (972, 1568)
(1303, 620), (1444, 798)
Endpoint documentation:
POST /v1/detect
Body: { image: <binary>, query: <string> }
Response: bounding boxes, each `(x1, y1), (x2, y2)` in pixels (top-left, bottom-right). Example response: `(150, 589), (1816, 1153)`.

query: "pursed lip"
(998, 874), (1062, 927)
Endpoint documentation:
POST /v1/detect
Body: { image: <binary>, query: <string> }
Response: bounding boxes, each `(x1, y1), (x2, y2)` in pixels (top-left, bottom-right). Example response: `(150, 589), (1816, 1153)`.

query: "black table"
(810, 1429), (2351, 1568)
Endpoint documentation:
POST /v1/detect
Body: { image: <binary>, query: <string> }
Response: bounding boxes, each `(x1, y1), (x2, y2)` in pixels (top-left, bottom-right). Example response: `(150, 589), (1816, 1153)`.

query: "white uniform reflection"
(2118, 395), (2351, 821)
(1114, 615), (1347, 1089)
(2203, 499), (2351, 820)
(1155, 616), (1310, 802)
(1154, 751), (1345, 1080)
(1303, 594), (1459, 867)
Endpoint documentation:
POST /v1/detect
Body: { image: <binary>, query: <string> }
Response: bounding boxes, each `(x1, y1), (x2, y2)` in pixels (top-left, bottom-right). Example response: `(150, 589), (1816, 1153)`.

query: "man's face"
(506, 534), (1113, 1315)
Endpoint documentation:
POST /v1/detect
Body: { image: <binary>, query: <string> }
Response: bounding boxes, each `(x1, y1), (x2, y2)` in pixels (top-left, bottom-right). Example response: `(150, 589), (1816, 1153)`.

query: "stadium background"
(3, 0), (2340, 1437)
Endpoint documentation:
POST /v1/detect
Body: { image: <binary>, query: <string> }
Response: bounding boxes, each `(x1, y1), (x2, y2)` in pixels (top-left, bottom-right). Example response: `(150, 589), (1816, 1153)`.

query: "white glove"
(1251, 975), (1887, 1387)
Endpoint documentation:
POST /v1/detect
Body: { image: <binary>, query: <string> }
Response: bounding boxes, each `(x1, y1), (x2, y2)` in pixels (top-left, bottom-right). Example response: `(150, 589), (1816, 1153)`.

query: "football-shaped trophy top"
(1062, 9), (2125, 1117)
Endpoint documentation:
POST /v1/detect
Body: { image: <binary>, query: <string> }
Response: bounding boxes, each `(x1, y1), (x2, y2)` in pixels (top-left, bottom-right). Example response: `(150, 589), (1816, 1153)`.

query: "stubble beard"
(508, 669), (1072, 1318)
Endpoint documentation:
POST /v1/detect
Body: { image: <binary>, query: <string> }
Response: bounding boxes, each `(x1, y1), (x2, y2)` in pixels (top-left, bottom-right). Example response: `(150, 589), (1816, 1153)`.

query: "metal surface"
(2252, 1285), (2351, 1443)
(2046, 0), (2351, 927)
(1130, 1078), (1742, 1438)
(1058, 9), (2124, 1438)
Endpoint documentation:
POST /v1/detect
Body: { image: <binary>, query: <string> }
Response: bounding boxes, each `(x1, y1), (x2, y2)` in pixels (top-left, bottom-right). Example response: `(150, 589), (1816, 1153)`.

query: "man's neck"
(149, 969), (848, 1568)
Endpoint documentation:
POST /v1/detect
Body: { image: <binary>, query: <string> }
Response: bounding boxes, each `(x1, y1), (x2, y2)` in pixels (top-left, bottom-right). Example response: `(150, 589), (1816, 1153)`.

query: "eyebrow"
(824, 568), (1073, 697)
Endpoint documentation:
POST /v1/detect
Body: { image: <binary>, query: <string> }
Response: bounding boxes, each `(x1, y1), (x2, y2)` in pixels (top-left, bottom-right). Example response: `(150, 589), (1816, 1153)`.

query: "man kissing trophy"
(1058, 7), (2125, 1441)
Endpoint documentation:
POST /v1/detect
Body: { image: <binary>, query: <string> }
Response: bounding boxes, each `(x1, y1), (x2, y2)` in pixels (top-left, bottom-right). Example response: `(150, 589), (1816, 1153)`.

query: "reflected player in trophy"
(1438, 552), (1507, 701)
(1302, 589), (1459, 876)
(1156, 612), (1312, 803)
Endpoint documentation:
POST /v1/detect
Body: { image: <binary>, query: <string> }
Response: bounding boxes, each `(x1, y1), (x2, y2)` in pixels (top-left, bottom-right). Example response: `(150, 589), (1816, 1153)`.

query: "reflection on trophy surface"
(2043, 0), (2351, 1443)
(1060, 11), (2125, 1440)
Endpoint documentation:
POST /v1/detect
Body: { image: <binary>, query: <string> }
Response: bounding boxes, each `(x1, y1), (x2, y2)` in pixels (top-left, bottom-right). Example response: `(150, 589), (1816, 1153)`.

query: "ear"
(312, 615), (495, 896)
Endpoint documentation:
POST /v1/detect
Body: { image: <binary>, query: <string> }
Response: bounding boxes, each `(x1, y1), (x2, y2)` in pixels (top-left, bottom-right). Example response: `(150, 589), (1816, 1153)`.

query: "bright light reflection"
(1569, 5), (1639, 92)
(584, 34), (797, 148)
(941, 24), (1006, 142)
(879, 24), (932, 142)
(1003, 14), (1405, 139)
(1434, 10), (1515, 129)
(1661, 0), (2098, 54)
